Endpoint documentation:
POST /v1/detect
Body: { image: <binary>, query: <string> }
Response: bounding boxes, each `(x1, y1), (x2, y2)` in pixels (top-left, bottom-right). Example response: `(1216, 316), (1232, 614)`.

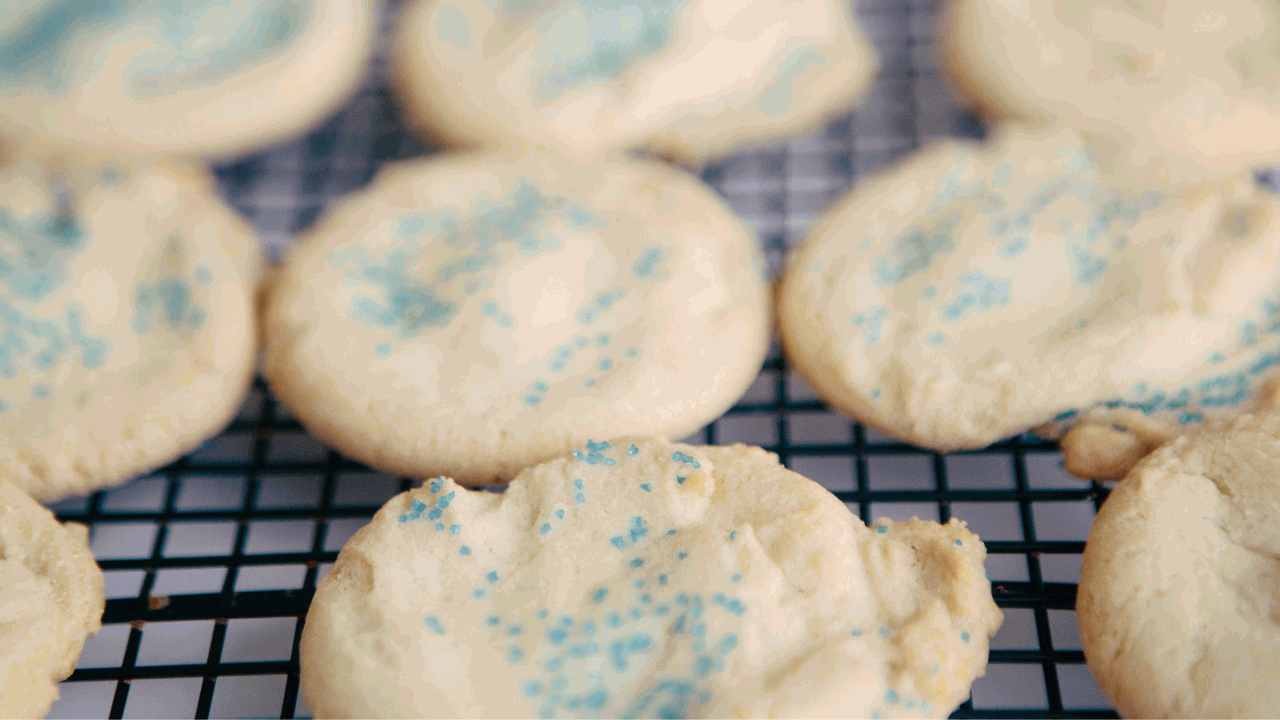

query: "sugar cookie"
(394, 0), (877, 161)
(300, 437), (1002, 718)
(262, 151), (769, 484)
(778, 123), (1280, 462)
(1077, 411), (1280, 717)
(0, 479), (104, 719)
(0, 0), (376, 158)
(940, 0), (1280, 188)
(0, 148), (262, 502)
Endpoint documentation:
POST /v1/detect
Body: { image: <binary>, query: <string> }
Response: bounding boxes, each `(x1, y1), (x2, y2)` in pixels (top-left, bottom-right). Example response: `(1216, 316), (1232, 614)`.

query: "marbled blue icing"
(758, 46), (825, 117)
(0, 202), (86, 302)
(0, 0), (310, 98)
(521, 0), (689, 101)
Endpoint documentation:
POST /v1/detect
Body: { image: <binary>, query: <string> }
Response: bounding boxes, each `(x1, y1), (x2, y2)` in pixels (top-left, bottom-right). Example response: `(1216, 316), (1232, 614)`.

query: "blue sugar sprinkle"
(879, 626), (890, 638)
(630, 558), (644, 568)
(449, 525), (460, 535)
(538, 609), (549, 619)
(676, 593), (689, 605)
(541, 524), (552, 534)
(586, 440), (611, 452)
(625, 347), (639, 358)
(428, 509), (442, 520)
(729, 531), (736, 541)
(671, 451), (702, 469)
(473, 588), (486, 598)
(576, 493), (586, 503)
(611, 537), (626, 548)
(424, 616), (445, 635)
(555, 509), (565, 519)
(731, 573), (742, 582)
(955, 539), (963, 546)
(851, 629), (863, 637)
(627, 444), (639, 455)
(639, 483), (651, 492)
(630, 608), (642, 619)
(548, 628), (569, 645)
(634, 579), (645, 589)
(435, 523), (445, 531)
(430, 480), (442, 493)
(460, 545), (471, 556)
(696, 657), (714, 675)
(574, 478), (584, 489)
(409, 499), (426, 514)
(962, 631), (971, 642)
(581, 621), (597, 636)
(508, 625), (523, 636)
(886, 689), (899, 704)
(508, 647), (524, 663)
(677, 476), (686, 484)
(523, 680), (544, 697)
(658, 574), (668, 585)
(607, 613), (622, 627)
(666, 529), (676, 536)
(486, 571), (499, 582)
(723, 599), (745, 616)
(561, 615), (573, 626)
(678, 551), (688, 560)
(485, 615), (500, 627)
(640, 593), (651, 604)
(654, 605), (669, 616)
(436, 491), (455, 508)
(593, 588), (609, 603)
(547, 658), (563, 672)
(713, 592), (725, 603)
(876, 526), (888, 534)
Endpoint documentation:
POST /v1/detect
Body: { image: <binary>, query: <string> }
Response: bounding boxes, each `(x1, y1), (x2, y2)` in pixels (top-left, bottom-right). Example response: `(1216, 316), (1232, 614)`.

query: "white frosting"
(779, 123), (1280, 453)
(943, 0), (1280, 188)
(395, 0), (877, 161)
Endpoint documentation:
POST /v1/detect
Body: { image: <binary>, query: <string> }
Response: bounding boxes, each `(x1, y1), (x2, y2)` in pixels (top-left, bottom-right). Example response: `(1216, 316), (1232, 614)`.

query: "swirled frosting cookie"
(262, 152), (769, 484)
(1, 479), (104, 719)
(300, 437), (1003, 718)
(778, 123), (1280, 471)
(1077, 412), (1280, 717)
(0, 0), (375, 157)
(0, 148), (262, 502)
(940, 0), (1280, 188)
(394, 0), (877, 161)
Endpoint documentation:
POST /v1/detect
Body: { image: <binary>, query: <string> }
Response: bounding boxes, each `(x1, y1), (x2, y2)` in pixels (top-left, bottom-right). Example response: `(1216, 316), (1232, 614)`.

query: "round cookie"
(0, 148), (262, 502)
(0, 0), (376, 158)
(778, 122), (1280, 463)
(262, 151), (770, 484)
(394, 0), (877, 162)
(1077, 411), (1280, 717)
(940, 0), (1280, 189)
(300, 436), (1003, 718)
(0, 479), (104, 719)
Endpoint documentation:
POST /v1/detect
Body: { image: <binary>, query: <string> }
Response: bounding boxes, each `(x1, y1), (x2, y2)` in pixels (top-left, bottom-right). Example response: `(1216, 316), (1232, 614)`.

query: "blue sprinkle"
(587, 440), (611, 452)
(375, 342), (392, 358)
(851, 629), (863, 637)
(584, 378), (596, 387)
(627, 444), (639, 455)
(633, 579), (645, 589)
(436, 491), (455, 509)
(729, 530), (736, 541)
(876, 526), (888, 534)
(658, 574), (668, 585)
(886, 689), (899, 704)
(473, 588), (486, 598)
(576, 493), (586, 503)
(574, 478), (584, 489)
(540, 523), (552, 534)
(460, 545), (471, 556)
(731, 573), (742, 582)
(428, 509), (442, 520)
(696, 657), (714, 675)
(723, 599), (745, 616)
(962, 631), (971, 642)
(449, 525), (460, 535)
(547, 628), (569, 645)
(522, 680), (543, 698)
(625, 347), (639, 358)
(678, 551), (688, 560)
(538, 609), (549, 619)
(430, 480), (442, 493)
(639, 483), (652, 491)
(713, 592), (725, 603)
(485, 615), (500, 627)
(630, 558), (644, 568)
(581, 621), (596, 636)
(676, 594), (689, 605)
(879, 626), (890, 638)
(555, 509), (565, 519)
(486, 571), (499, 582)
(508, 625), (523, 636)
(676, 476), (686, 484)
(629, 607), (642, 619)
(611, 536), (626, 548)
(654, 605), (670, 616)
(424, 616), (445, 635)
(955, 538), (963, 546)
(671, 451), (702, 469)
(508, 647), (524, 663)
(666, 529), (676, 536)
(607, 613), (622, 627)
(640, 593), (651, 604)
(435, 523), (445, 531)
(561, 615), (573, 626)
(593, 588), (609, 603)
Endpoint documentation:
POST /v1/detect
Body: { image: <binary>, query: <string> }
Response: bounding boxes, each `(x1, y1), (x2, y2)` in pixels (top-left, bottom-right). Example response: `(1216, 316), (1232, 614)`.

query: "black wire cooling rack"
(44, 0), (1121, 717)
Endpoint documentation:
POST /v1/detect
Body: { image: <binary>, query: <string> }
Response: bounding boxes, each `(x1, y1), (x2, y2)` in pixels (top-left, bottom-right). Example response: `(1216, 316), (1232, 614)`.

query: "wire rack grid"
(41, 0), (1121, 717)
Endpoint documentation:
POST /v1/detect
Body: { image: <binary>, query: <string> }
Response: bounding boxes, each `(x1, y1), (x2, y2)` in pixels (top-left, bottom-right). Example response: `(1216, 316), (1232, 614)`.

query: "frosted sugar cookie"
(300, 437), (1003, 718)
(394, 0), (877, 161)
(778, 123), (1280, 469)
(0, 148), (262, 502)
(940, 0), (1280, 188)
(0, 479), (104, 719)
(0, 0), (375, 158)
(1077, 411), (1280, 717)
(262, 151), (770, 485)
